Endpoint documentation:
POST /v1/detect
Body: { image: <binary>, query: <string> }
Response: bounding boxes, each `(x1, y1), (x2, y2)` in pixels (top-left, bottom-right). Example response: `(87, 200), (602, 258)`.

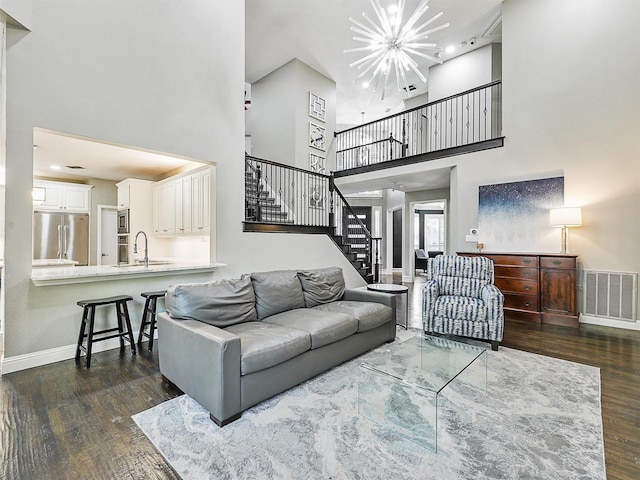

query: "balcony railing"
(335, 80), (502, 171)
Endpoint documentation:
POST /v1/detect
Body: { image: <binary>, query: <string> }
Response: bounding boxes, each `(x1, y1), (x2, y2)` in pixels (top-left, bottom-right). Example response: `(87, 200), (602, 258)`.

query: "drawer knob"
(524, 272), (531, 277)
(524, 302), (531, 307)
(552, 260), (562, 265)
(523, 259), (531, 264)
(524, 286), (531, 291)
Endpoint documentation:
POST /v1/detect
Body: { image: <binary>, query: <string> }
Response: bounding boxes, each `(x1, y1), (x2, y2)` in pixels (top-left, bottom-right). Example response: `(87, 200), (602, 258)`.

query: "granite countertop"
(31, 261), (226, 286)
(32, 259), (80, 267)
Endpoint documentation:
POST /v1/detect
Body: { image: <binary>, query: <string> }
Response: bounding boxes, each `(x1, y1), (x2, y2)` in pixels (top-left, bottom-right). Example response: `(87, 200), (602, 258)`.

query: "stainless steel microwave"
(117, 209), (129, 234)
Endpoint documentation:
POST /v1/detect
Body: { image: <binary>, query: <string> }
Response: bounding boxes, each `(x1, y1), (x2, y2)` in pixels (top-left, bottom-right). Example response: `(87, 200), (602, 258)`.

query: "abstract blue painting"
(478, 177), (564, 252)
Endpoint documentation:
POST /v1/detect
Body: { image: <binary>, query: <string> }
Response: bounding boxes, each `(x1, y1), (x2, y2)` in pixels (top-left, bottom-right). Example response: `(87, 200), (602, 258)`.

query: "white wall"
(4, 0), (362, 365)
(448, 0), (640, 316)
(251, 58), (336, 171)
(4, 0), (245, 359)
(428, 44), (496, 102)
(0, 0), (32, 29)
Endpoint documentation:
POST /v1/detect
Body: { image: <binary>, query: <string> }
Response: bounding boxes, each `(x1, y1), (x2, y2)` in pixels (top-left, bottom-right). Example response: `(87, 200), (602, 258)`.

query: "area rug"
(133, 332), (605, 480)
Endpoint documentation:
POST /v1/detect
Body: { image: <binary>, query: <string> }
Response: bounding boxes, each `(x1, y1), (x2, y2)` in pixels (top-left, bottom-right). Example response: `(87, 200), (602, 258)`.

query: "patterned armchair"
(423, 255), (504, 350)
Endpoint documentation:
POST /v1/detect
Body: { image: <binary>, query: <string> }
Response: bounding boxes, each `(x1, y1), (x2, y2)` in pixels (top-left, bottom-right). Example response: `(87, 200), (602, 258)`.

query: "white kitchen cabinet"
(192, 168), (210, 233)
(33, 180), (92, 212)
(117, 182), (130, 209)
(157, 181), (177, 235)
(153, 166), (211, 237)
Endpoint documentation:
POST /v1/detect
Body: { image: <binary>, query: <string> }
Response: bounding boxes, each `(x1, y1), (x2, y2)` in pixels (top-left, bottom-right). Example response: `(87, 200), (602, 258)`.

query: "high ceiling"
(246, 0), (502, 126)
(33, 1), (502, 191)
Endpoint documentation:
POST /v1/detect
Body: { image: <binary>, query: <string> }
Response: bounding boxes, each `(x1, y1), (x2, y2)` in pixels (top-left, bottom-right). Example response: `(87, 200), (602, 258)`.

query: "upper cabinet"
(153, 165), (212, 237)
(33, 180), (92, 212)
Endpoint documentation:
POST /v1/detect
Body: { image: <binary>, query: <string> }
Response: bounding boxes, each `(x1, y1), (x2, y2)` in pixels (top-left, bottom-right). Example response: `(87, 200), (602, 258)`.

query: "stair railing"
(245, 155), (330, 226)
(245, 154), (376, 281)
(329, 176), (375, 280)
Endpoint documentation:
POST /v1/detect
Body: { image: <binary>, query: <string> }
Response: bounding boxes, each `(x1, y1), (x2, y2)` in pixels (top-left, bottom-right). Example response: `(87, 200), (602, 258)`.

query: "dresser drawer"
(504, 293), (539, 311)
(540, 256), (576, 269)
(494, 266), (538, 280)
(496, 277), (539, 295)
(488, 255), (539, 267)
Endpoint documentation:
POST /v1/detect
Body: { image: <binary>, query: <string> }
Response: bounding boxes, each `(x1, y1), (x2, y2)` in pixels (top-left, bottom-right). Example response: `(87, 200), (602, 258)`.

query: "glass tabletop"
(360, 334), (486, 394)
(358, 334), (487, 451)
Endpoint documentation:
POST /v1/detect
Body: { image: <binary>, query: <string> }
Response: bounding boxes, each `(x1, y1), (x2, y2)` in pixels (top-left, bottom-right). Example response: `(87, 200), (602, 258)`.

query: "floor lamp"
(549, 207), (582, 254)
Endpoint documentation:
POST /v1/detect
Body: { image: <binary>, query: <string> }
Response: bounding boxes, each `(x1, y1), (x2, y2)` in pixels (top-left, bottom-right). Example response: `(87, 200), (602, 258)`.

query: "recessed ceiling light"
(362, 81), (370, 89)
(50, 165), (61, 170)
(445, 45), (456, 54)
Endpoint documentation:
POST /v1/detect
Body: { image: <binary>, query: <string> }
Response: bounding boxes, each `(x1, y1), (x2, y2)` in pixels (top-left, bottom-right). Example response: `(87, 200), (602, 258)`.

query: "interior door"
(100, 208), (118, 265)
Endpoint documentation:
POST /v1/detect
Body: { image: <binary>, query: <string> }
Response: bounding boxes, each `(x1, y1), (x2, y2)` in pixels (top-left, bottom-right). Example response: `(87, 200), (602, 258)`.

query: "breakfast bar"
(30, 261), (225, 286)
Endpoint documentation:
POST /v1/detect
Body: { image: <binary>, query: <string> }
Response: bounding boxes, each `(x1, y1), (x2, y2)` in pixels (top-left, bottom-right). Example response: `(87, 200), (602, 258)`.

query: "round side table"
(367, 283), (409, 329)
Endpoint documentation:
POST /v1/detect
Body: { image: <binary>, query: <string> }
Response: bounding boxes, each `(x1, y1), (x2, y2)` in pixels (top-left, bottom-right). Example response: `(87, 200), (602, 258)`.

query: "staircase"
(244, 168), (291, 223)
(244, 156), (378, 283)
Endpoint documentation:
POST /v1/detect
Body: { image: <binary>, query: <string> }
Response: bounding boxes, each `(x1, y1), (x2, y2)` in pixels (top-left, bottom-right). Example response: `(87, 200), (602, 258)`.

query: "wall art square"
(309, 92), (326, 122)
(309, 122), (326, 151)
(478, 177), (564, 252)
(309, 153), (326, 174)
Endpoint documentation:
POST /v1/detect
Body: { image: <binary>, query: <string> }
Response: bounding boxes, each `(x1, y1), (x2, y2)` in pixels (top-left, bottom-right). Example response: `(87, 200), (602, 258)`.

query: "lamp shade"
(549, 207), (582, 227)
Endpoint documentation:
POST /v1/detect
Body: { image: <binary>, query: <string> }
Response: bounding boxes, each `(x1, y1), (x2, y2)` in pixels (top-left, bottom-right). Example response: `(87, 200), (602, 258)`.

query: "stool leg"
(85, 306), (96, 368)
(75, 306), (89, 361)
(147, 297), (158, 351)
(137, 297), (152, 345)
(121, 301), (137, 355)
(115, 301), (126, 352)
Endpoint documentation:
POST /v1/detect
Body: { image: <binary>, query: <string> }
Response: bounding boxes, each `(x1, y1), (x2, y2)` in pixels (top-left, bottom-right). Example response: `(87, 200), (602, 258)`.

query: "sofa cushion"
(165, 275), (257, 327)
(313, 301), (392, 332)
(224, 322), (311, 375)
(250, 270), (305, 320)
(296, 267), (345, 307)
(263, 308), (358, 349)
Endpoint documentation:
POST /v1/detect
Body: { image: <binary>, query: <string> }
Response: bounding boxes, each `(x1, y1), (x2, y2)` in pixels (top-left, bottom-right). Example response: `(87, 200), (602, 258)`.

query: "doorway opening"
(411, 200), (446, 277)
(97, 205), (118, 265)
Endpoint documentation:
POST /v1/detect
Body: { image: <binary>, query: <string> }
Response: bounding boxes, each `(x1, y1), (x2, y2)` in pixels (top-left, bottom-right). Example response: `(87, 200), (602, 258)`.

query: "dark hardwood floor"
(0, 276), (638, 479)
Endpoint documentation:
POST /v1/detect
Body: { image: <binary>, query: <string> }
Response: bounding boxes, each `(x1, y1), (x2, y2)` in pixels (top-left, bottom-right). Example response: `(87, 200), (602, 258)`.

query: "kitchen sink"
(113, 261), (174, 267)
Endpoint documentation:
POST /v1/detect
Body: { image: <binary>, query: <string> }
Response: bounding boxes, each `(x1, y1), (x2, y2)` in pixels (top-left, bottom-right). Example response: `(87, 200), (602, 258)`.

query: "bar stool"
(137, 291), (166, 351)
(75, 295), (136, 368)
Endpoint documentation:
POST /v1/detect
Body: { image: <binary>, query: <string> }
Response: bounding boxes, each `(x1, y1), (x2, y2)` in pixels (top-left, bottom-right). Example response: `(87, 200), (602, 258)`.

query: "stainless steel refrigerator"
(33, 211), (90, 266)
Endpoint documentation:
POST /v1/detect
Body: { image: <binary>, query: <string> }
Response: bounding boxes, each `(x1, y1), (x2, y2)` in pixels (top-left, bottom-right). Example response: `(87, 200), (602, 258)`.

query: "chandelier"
(345, 0), (449, 99)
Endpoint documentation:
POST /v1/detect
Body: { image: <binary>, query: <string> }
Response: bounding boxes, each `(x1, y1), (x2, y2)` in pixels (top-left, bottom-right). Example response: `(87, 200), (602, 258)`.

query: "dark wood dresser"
(458, 252), (578, 327)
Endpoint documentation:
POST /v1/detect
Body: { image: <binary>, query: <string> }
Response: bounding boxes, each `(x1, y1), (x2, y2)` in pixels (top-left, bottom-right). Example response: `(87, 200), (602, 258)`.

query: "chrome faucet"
(133, 230), (149, 267)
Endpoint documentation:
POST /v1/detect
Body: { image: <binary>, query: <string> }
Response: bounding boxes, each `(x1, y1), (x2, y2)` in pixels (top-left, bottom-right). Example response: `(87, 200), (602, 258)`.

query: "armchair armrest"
(158, 312), (242, 425)
(481, 284), (505, 341)
(422, 280), (440, 330)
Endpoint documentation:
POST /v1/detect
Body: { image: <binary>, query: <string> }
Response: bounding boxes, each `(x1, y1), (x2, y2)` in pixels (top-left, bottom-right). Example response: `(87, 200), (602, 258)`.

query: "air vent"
(584, 270), (637, 321)
(403, 84), (417, 92)
(65, 165), (86, 169)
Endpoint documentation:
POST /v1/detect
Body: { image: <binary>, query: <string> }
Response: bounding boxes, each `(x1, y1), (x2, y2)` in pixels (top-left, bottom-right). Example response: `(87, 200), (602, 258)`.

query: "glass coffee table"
(358, 334), (487, 452)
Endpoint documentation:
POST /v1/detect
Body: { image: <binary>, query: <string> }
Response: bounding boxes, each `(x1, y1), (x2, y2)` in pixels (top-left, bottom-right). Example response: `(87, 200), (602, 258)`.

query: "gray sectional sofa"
(157, 267), (396, 426)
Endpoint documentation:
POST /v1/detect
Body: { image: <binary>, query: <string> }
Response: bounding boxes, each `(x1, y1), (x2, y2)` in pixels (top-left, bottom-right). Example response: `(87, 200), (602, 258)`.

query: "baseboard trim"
(580, 314), (640, 331)
(1, 331), (158, 374)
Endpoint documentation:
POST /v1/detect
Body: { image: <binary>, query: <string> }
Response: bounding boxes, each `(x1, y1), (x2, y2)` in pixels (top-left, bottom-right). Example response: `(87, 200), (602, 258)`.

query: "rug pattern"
(133, 333), (605, 480)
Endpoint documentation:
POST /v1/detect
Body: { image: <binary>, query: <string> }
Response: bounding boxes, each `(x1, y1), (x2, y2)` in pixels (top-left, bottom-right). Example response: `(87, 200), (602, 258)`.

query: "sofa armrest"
(157, 312), (242, 424)
(343, 288), (396, 312)
(342, 288), (396, 339)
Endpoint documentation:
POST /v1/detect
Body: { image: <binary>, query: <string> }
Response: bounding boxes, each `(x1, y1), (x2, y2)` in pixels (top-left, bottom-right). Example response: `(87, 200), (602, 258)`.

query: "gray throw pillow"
(297, 267), (345, 307)
(250, 270), (305, 320)
(166, 275), (257, 327)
